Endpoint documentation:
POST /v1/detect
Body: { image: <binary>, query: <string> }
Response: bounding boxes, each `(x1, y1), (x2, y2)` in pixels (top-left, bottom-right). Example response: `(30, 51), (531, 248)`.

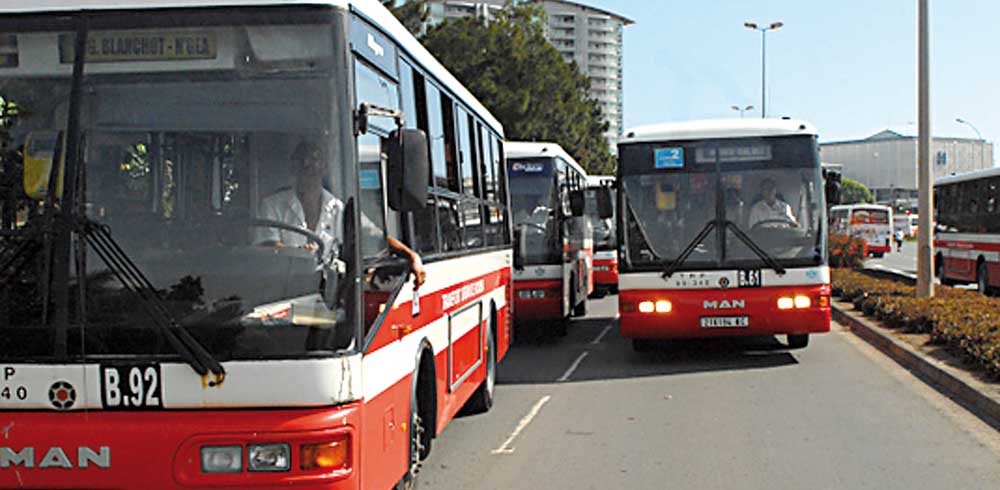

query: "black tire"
(786, 334), (809, 349)
(396, 370), (427, 490)
(632, 338), (655, 353)
(977, 262), (990, 296)
(465, 326), (496, 414)
(872, 252), (884, 258)
(936, 255), (956, 286)
(573, 293), (588, 317)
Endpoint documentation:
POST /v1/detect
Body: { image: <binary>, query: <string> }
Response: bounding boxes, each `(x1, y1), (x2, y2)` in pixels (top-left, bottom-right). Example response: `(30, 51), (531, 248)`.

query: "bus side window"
(401, 61), (439, 255)
(436, 92), (462, 252)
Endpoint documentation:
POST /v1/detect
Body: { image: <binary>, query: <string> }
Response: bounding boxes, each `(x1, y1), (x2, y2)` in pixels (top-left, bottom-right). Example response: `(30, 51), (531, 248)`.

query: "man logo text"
(0, 446), (110, 469)
(703, 300), (746, 310)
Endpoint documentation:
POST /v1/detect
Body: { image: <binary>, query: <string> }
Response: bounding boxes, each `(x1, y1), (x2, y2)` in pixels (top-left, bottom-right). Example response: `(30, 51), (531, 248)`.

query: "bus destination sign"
(59, 31), (217, 64)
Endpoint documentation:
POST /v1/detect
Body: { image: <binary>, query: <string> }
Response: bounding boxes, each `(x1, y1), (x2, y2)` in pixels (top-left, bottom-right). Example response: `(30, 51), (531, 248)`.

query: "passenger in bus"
(747, 178), (798, 229)
(257, 141), (426, 287)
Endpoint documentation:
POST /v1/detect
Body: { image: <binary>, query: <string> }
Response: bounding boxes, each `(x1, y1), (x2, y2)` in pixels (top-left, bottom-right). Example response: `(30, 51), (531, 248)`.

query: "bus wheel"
(396, 381), (426, 490)
(936, 255), (955, 286)
(977, 262), (990, 296)
(632, 339), (655, 353)
(786, 334), (809, 349)
(573, 294), (588, 317)
(871, 252), (884, 258)
(465, 326), (496, 414)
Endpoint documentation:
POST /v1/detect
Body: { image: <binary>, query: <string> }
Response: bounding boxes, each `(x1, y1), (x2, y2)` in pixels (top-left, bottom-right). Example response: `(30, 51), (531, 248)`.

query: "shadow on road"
(499, 322), (799, 386)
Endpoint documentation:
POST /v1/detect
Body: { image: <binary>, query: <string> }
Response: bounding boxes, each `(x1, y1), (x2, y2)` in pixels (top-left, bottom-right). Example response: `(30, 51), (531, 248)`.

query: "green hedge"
(832, 269), (1000, 380)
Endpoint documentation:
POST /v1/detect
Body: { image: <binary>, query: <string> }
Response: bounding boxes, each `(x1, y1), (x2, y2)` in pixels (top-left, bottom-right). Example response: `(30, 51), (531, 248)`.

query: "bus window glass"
(425, 82), (448, 189)
(1, 13), (360, 360)
(508, 157), (560, 264)
(354, 58), (398, 257)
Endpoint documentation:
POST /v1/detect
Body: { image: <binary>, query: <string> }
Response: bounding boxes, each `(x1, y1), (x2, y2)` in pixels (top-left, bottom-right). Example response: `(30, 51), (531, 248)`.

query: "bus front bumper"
(513, 279), (564, 321)
(618, 285), (831, 339)
(0, 403), (361, 490)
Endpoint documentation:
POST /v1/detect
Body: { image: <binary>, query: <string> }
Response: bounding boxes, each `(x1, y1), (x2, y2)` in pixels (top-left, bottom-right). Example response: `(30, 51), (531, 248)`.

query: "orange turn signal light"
(301, 437), (350, 471)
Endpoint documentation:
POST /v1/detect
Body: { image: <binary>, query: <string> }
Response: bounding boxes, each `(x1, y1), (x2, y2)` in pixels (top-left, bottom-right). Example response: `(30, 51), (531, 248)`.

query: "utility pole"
(956, 117), (985, 167)
(917, 0), (934, 297)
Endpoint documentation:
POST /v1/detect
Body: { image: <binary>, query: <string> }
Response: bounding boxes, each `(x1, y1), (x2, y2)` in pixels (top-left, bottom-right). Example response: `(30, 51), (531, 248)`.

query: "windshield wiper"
(661, 219), (786, 279)
(79, 218), (226, 380)
(622, 194), (665, 264)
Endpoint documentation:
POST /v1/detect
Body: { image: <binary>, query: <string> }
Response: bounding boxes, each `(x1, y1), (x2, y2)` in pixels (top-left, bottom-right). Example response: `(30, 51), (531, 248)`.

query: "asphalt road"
(416, 294), (1000, 490)
(866, 240), (918, 275)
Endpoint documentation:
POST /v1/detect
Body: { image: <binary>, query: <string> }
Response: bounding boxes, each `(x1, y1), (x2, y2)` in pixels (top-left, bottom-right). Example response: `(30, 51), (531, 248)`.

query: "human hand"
(410, 253), (426, 289)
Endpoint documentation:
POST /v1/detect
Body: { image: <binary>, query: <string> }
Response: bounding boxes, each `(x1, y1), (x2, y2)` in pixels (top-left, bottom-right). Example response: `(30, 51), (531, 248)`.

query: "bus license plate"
(700, 316), (749, 328)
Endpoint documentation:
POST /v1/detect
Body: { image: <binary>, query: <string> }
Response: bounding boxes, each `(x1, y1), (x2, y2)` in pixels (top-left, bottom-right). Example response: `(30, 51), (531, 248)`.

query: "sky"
(595, 0), (997, 150)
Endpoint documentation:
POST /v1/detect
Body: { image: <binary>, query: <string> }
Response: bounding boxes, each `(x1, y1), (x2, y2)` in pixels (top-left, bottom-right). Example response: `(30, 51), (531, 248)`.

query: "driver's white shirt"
(257, 188), (380, 250)
(748, 199), (797, 228)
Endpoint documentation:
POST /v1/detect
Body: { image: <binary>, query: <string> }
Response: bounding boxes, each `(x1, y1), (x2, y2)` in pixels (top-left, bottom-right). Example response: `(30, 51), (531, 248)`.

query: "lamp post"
(956, 117), (985, 167)
(730, 105), (754, 118)
(744, 21), (783, 118)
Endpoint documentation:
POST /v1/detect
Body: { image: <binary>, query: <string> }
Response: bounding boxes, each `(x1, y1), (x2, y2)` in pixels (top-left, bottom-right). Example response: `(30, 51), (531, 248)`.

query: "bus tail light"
(793, 295), (811, 309)
(819, 295), (830, 307)
(301, 436), (351, 471)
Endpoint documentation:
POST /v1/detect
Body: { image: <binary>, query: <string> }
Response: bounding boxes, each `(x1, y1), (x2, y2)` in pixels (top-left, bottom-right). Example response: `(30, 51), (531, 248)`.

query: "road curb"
(832, 302), (1000, 431)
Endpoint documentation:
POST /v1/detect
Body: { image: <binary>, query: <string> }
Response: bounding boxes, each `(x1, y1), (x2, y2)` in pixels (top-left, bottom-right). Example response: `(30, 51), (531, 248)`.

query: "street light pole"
(744, 21), (783, 118)
(731, 105), (754, 118)
(956, 117), (985, 167)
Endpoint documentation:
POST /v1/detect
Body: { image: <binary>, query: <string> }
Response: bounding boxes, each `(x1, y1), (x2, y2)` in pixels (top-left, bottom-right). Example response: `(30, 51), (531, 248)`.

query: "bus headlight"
(200, 446), (242, 473)
(248, 443), (290, 472)
(655, 300), (672, 313)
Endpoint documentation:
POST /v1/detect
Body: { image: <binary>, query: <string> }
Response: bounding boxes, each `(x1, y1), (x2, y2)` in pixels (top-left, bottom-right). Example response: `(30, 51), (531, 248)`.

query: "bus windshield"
(0, 8), (361, 362)
(619, 135), (824, 271)
(508, 158), (560, 264)
(585, 187), (615, 250)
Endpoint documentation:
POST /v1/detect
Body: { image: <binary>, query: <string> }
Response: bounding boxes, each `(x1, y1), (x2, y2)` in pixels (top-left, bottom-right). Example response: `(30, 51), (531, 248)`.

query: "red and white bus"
(829, 204), (894, 257)
(616, 119), (831, 351)
(935, 168), (1000, 294)
(586, 175), (618, 296)
(0, 1), (512, 489)
(507, 142), (593, 335)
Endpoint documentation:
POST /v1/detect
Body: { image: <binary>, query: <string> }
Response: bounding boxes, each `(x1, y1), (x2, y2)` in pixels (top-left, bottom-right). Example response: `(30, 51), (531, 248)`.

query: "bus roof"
(619, 118), (818, 144)
(506, 141), (586, 177)
(935, 166), (1000, 187)
(0, 0), (504, 135)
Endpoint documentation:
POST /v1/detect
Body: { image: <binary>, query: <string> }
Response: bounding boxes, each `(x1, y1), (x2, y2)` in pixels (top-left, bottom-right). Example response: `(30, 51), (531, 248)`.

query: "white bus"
(0, 1), (512, 489)
(829, 204), (894, 257)
(616, 119), (830, 350)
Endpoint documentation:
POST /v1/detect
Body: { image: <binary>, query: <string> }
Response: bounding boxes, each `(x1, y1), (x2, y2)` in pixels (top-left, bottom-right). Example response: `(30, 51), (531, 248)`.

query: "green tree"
(381, 0), (428, 36)
(417, 1), (615, 174)
(840, 177), (874, 204)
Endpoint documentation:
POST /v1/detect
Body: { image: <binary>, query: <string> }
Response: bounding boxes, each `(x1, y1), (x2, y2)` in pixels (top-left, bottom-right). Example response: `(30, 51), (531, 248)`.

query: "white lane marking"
(557, 351), (589, 382)
(492, 395), (552, 455)
(590, 324), (614, 345)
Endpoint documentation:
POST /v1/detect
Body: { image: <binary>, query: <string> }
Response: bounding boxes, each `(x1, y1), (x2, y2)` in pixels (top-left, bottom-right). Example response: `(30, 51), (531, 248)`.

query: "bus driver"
(747, 177), (798, 230)
(257, 141), (426, 287)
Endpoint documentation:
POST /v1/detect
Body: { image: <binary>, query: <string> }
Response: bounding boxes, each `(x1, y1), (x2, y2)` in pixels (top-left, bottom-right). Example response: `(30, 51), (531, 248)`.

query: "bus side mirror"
(569, 189), (585, 217)
(513, 227), (526, 271)
(387, 129), (429, 212)
(596, 187), (614, 219)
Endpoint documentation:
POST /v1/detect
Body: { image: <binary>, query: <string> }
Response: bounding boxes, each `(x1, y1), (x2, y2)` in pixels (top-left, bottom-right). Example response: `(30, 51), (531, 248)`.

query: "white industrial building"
(424, 0), (633, 146)
(820, 129), (994, 205)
